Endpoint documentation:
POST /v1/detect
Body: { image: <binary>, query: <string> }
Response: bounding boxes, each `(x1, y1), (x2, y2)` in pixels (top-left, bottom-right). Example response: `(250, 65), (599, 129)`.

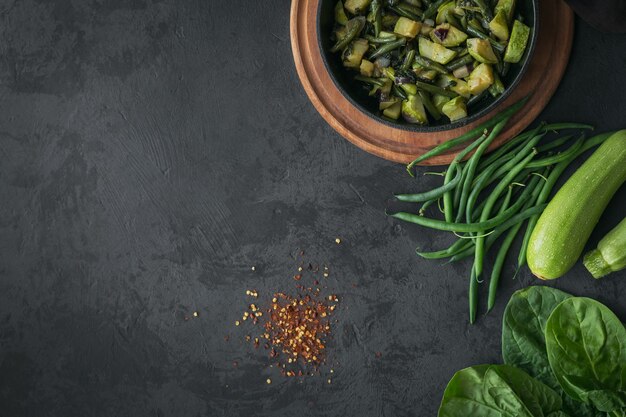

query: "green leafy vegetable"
(545, 298), (626, 414)
(438, 364), (567, 417)
(502, 287), (605, 417)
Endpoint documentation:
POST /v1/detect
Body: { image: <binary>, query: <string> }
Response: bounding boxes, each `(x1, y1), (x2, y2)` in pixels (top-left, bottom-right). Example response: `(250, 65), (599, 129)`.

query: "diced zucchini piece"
(467, 38), (498, 64)
(416, 69), (438, 81)
(344, 0), (372, 15)
(335, 1), (349, 25)
(430, 23), (468, 47)
(394, 17), (422, 38)
(495, 0), (516, 22)
(402, 94), (428, 124)
(467, 63), (495, 95)
(488, 73), (505, 97)
(400, 83), (418, 96)
(360, 59), (375, 76)
(379, 96), (400, 111)
(383, 101), (402, 119)
(504, 20), (530, 63)
(436, 1), (456, 25)
(489, 10), (510, 41)
(432, 94), (451, 112)
(437, 74), (470, 98)
(420, 23), (433, 36)
(342, 38), (369, 68)
(442, 96), (467, 121)
(418, 37), (457, 65)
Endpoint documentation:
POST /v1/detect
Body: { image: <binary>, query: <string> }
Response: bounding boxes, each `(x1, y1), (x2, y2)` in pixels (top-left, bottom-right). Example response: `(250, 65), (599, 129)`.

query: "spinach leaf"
(502, 287), (606, 417)
(545, 297), (626, 414)
(502, 286), (573, 388)
(438, 364), (566, 417)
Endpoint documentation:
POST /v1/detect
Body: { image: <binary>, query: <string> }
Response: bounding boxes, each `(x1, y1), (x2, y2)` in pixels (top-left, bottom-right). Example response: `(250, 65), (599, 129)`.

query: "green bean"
(477, 124), (547, 171)
(392, 84), (408, 100)
(445, 54), (474, 71)
(448, 204), (548, 262)
(542, 122), (594, 132)
(456, 119), (508, 223)
(469, 265), (478, 324)
(536, 135), (574, 153)
(401, 49), (416, 71)
(396, 164), (462, 203)
(465, 124), (544, 223)
(372, 0), (383, 36)
(419, 91), (442, 121)
(490, 133), (545, 181)
(406, 97), (527, 175)
(444, 132), (490, 221)
(331, 17), (366, 53)
(369, 38), (407, 59)
(474, 0), (493, 20)
(390, 184), (540, 233)
(445, 11), (462, 30)
(415, 80), (458, 98)
(487, 222), (522, 311)
(526, 135), (584, 168)
(397, 3), (424, 19)
(365, 35), (398, 44)
(465, 26), (506, 52)
(354, 75), (385, 86)
(419, 198), (438, 215)
(474, 151), (537, 278)
(497, 185), (513, 215)
(415, 55), (449, 74)
(389, 5), (421, 20)
(423, 0), (448, 19)
(416, 238), (473, 259)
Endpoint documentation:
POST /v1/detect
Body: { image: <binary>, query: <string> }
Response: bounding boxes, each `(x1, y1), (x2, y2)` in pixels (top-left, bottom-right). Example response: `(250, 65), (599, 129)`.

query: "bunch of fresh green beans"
(388, 98), (611, 323)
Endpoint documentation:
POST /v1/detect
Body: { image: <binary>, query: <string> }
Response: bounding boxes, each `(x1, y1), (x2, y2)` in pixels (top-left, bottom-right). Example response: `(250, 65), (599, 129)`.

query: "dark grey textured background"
(0, 1), (624, 416)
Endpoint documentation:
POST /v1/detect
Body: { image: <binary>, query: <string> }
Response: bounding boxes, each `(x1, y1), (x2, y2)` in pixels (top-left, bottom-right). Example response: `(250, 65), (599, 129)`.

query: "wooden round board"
(290, 0), (575, 166)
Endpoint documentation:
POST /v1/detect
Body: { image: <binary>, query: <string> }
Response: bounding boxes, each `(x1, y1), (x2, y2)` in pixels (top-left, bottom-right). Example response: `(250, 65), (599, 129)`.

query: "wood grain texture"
(290, 0), (575, 165)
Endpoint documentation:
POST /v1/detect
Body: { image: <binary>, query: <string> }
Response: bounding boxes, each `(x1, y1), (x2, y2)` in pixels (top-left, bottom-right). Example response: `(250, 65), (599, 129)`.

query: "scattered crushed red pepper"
(236, 253), (338, 379)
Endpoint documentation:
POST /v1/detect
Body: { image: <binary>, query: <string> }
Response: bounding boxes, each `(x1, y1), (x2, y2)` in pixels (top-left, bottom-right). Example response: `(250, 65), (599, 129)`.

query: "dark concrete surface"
(0, 1), (624, 416)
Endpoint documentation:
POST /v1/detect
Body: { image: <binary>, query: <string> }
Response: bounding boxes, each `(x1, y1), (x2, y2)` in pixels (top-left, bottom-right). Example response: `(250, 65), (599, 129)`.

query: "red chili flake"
(294, 274), (302, 281)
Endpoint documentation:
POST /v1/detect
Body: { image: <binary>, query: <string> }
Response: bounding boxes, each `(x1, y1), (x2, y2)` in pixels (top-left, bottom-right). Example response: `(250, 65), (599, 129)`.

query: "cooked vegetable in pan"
(330, 0), (532, 125)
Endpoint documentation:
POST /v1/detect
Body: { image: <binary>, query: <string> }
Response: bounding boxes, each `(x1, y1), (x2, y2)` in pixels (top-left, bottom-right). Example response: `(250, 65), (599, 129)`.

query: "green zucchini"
(527, 130), (626, 280)
(583, 216), (626, 278)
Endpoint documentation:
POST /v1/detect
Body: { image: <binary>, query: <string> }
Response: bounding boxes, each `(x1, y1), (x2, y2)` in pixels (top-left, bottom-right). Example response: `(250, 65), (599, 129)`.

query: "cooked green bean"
(372, 0), (383, 36)
(415, 80), (458, 98)
(401, 49), (416, 71)
(414, 55), (449, 74)
(445, 54), (474, 71)
(331, 17), (365, 53)
(369, 38), (406, 60)
(419, 91), (442, 120)
(465, 25), (506, 53)
(423, 0), (448, 19)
